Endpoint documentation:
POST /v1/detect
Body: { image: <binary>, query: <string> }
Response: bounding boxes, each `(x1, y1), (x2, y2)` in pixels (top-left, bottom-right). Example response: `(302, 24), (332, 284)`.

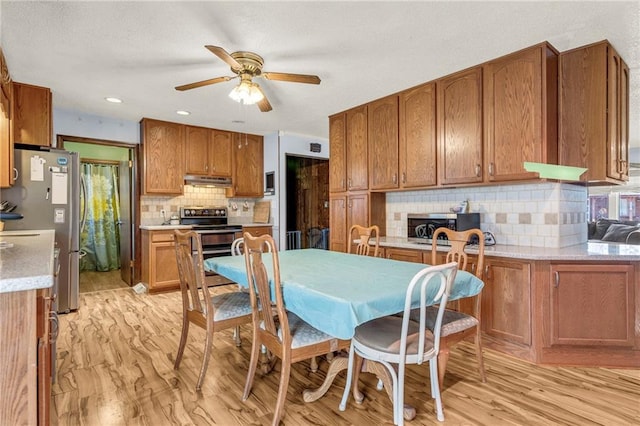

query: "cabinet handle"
(554, 271), (559, 288)
(475, 164), (481, 177)
(13, 168), (18, 180)
(393, 173), (397, 184)
(489, 162), (494, 176)
(402, 172), (406, 183)
(49, 311), (59, 344)
(348, 178), (352, 188)
(341, 179), (345, 188)
(484, 265), (490, 279)
(205, 164), (209, 171)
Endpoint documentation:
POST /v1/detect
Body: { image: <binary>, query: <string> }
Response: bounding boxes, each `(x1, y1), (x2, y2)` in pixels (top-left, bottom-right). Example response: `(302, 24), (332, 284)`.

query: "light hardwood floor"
(79, 269), (128, 293)
(53, 286), (640, 425)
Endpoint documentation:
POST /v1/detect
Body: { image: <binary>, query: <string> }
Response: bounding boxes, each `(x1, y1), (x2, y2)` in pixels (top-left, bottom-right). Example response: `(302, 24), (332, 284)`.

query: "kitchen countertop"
(0, 229), (56, 293)
(379, 236), (640, 261)
(139, 224), (192, 231)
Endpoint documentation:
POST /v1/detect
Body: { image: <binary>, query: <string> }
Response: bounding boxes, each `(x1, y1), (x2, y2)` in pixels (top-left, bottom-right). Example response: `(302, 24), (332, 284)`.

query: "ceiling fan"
(175, 45), (321, 112)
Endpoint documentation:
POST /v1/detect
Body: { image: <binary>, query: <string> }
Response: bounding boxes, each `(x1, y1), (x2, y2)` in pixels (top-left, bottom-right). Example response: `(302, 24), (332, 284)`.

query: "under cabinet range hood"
(184, 175), (232, 187)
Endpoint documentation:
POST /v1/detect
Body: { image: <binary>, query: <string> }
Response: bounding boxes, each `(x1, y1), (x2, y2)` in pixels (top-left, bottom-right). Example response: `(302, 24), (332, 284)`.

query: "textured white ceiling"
(1, 1), (639, 151)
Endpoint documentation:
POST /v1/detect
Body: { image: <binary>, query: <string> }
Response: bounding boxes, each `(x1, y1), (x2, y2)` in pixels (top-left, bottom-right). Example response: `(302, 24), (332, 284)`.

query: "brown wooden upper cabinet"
(229, 133), (263, 197)
(368, 95), (399, 190)
(141, 118), (185, 195)
(437, 67), (483, 185)
(483, 42), (558, 182)
(0, 48), (13, 188)
(346, 105), (368, 191)
(329, 113), (347, 192)
(399, 82), (437, 189)
(329, 105), (368, 193)
(559, 40), (629, 184)
(12, 82), (52, 147)
(185, 125), (232, 177)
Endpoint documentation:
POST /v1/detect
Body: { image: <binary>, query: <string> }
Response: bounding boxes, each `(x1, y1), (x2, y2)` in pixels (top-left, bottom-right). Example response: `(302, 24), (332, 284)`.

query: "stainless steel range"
(180, 206), (242, 260)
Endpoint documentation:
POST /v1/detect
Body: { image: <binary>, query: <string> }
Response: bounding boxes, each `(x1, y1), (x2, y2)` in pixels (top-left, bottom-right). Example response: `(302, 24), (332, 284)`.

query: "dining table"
(204, 248), (484, 418)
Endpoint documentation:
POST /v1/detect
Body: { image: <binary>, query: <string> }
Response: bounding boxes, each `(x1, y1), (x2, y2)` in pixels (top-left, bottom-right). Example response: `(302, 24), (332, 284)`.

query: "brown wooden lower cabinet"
(483, 258), (532, 346)
(548, 263), (635, 347)
(379, 244), (640, 367)
(141, 229), (180, 293)
(0, 287), (53, 425)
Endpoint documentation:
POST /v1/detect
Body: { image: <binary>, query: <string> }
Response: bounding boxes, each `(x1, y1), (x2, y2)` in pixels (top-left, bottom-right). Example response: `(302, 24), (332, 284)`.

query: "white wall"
(53, 108), (140, 145)
(263, 131), (329, 248)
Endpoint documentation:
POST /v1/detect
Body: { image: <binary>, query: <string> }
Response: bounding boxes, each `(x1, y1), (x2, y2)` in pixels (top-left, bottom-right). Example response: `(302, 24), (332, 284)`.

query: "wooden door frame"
(57, 134), (142, 284)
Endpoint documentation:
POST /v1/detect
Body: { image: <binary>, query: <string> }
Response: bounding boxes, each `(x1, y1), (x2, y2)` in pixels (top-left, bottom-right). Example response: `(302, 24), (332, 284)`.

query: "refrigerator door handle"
(80, 174), (88, 233)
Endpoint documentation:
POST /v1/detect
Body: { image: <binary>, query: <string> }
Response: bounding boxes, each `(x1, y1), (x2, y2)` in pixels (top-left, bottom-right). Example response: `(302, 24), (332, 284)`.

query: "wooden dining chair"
(241, 233), (350, 426)
(173, 230), (253, 391)
(348, 224), (380, 257)
(339, 262), (458, 424)
(428, 227), (486, 389)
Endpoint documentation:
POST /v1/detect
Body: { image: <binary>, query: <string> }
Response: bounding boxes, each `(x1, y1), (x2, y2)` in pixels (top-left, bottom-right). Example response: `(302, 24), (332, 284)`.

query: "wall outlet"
(160, 209), (166, 217)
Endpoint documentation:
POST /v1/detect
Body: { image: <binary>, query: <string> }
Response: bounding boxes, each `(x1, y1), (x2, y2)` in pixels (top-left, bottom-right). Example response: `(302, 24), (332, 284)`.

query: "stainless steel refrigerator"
(1, 145), (80, 313)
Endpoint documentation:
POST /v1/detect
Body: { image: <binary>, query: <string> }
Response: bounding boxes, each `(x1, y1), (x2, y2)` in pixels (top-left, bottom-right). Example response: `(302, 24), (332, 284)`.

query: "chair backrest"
(243, 232), (290, 344)
(231, 237), (244, 256)
(348, 224), (380, 257)
(174, 229), (212, 318)
(399, 262), (458, 360)
(431, 228), (484, 280)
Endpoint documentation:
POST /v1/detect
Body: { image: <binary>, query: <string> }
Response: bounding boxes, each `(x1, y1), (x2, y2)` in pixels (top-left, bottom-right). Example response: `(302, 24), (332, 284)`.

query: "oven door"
(197, 231), (235, 259)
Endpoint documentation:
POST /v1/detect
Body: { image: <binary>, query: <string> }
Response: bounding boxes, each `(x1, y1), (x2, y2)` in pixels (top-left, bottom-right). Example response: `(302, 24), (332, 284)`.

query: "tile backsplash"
(140, 186), (257, 225)
(386, 182), (588, 248)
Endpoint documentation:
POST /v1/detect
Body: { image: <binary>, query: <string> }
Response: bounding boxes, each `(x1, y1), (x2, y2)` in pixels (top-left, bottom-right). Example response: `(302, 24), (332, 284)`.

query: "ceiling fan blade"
(262, 72), (321, 84)
(256, 86), (272, 112)
(175, 76), (233, 91)
(205, 45), (241, 69)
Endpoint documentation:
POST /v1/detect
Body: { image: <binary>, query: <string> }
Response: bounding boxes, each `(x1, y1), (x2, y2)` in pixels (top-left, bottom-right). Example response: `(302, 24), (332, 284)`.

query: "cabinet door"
(399, 82), (437, 188)
(484, 44), (556, 182)
(0, 80), (12, 188)
(618, 58), (629, 181)
(368, 95), (399, 190)
(37, 288), (52, 426)
(211, 130), (232, 177)
(346, 105), (368, 191)
(438, 67), (483, 185)
(142, 119), (184, 194)
(549, 264), (634, 347)
(329, 113), (347, 192)
(329, 195), (347, 252)
(184, 125), (210, 175)
(12, 82), (51, 147)
(347, 193), (369, 254)
(233, 133), (263, 197)
(150, 241), (180, 291)
(483, 258), (531, 346)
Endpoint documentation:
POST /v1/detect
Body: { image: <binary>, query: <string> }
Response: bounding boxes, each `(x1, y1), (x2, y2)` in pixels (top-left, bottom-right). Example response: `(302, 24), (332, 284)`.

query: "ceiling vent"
(310, 143), (321, 153)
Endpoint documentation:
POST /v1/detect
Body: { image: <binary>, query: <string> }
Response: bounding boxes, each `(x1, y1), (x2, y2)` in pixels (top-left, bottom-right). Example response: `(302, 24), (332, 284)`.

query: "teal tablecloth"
(204, 249), (484, 340)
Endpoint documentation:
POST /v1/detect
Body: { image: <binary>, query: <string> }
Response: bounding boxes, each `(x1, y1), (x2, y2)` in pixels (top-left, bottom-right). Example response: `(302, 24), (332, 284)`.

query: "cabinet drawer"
(151, 231), (176, 243)
(243, 226), (272, 237)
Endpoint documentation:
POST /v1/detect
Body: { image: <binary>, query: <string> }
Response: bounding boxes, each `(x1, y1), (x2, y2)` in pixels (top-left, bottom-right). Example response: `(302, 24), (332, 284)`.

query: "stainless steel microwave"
(407, 213), (481, 245)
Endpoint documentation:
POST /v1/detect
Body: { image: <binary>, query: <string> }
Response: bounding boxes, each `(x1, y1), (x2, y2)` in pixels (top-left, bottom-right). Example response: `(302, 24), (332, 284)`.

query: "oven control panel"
(180, 207), (228, 218)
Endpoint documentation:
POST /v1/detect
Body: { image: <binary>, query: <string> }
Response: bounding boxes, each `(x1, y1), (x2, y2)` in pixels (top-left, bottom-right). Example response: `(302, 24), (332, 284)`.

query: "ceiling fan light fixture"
(228, 80), (264, 105)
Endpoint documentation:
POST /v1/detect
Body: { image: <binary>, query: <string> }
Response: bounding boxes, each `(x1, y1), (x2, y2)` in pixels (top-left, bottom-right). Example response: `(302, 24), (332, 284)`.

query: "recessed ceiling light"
(105, 97), (122, 103)
(176, 110), (190, 116)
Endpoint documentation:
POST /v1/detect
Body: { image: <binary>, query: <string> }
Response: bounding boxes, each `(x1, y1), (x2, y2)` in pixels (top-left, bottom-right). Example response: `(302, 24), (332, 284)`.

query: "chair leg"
(310, 356), (318, 372)
(174, 317), (190, 370)
(475, 327), (487, 382)
(233, 325), (242, 347)
(272, 355), (291, 426)
(430, 359), (445, 422)
(243, 334), (262, 401)
(196, 323), (214, 391)
(436, 346), (451, 391)
(339, 342), (356, 411)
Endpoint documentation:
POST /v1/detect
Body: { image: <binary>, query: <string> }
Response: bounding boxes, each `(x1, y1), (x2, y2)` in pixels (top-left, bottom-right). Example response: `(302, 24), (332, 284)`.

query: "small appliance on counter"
(407, 213), (481, 245)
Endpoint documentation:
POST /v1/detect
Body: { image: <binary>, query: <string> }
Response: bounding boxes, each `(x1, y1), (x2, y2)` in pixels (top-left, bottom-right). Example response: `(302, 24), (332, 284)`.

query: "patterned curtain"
(80, 163), (121, 271)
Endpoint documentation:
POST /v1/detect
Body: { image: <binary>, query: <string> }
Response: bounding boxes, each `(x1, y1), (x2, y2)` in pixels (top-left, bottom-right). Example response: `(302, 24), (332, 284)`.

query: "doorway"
(59, 135), (138, 292)
(285, 155), (329, 249)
